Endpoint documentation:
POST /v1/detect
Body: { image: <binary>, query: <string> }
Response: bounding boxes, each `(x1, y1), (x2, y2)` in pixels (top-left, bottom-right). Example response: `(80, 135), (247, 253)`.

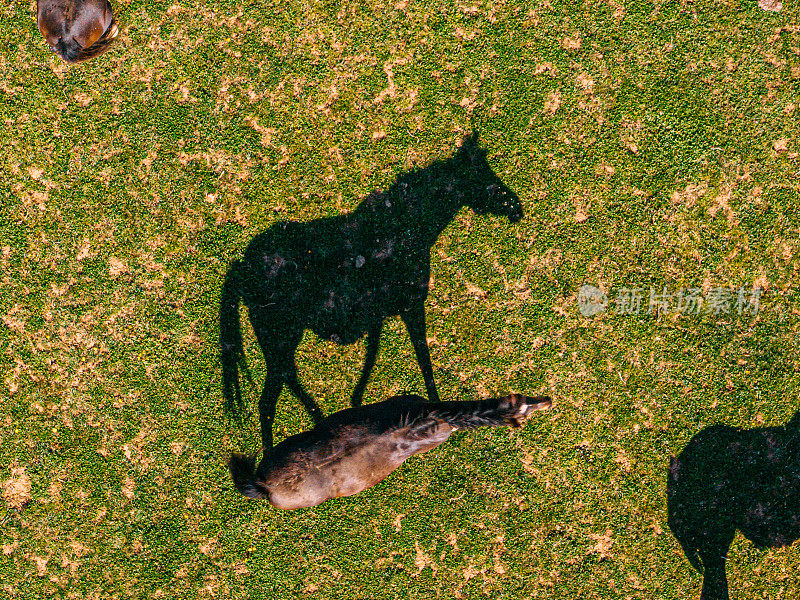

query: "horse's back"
(262, 397), (431, 508)
(265, 434), (407, 509)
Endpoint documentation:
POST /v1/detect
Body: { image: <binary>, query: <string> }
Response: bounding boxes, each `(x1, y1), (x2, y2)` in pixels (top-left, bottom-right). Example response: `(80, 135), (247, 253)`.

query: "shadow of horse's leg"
(264, 329), (323, 424)
(699, 542), (732, 600)
(351, 321), (383, 407)
(285, 367), (324, 424)
(253, 319), (306, 449)
(258, 372), (283, 450)
(401, 302), (440, 402)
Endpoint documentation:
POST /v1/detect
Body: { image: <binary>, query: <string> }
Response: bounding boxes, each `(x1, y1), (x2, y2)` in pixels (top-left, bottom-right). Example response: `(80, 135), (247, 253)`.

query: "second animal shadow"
(667, 412), (800, 600)
(220, 132), (523, 449)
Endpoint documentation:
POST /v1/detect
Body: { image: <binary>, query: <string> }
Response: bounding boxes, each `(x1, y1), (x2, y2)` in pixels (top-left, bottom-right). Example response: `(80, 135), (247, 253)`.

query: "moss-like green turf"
(1, 0), (799, 597)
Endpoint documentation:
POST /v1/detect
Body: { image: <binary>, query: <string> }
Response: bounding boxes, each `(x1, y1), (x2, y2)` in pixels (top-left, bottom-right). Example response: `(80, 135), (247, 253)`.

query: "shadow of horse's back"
(240, 211), (429, 344)
(670, 422), (800, 545)
(733, 426), (800, 548)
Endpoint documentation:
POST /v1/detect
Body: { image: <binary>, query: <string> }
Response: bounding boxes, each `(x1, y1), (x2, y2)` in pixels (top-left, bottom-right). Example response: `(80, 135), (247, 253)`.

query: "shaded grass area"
(2, 0), (800, 597)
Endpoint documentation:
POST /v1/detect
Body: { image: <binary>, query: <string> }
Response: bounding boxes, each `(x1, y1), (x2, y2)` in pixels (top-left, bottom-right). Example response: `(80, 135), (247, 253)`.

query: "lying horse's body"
(229, 393), (552, 509)
(220, 133), (523, 449)
(37, 0), (118, 63)
(667, 412), (800, 600)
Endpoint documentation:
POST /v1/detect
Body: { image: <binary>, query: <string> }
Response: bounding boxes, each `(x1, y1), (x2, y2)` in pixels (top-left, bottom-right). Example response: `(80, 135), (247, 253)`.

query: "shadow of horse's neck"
(353, 156), (473, 251)
(786, 411), (800, 432)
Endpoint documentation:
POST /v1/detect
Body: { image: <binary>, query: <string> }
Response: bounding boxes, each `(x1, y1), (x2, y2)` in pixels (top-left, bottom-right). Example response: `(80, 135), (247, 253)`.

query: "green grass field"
(2, 0), (800, 597)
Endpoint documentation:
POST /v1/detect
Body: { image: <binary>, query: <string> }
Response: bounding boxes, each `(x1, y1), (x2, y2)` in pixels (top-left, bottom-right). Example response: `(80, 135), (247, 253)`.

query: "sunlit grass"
(1, 0), (799, 597)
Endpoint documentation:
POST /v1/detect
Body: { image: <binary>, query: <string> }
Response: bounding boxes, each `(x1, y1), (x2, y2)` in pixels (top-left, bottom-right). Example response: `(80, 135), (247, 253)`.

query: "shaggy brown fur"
(229, 393), (552, 509)
(37, 0), (118, 63)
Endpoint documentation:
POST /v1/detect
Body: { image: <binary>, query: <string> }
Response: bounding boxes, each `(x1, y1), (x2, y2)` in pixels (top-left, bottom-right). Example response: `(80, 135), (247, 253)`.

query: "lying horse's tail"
(228, 453), (269, 499)
(418, 394), (552, 433)
(220, 260), (248, 414)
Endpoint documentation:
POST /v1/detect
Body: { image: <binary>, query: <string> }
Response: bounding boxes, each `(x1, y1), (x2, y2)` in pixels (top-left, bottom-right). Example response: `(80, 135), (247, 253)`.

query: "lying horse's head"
(456, 131), (523, 223)
(37, 0), (119, 63)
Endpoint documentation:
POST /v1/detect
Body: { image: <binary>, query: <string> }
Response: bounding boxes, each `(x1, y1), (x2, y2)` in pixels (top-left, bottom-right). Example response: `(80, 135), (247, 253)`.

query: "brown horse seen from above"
(229, 393), (552, 509)
(220, 132), (523, 450)
(37, 0), (119, 63)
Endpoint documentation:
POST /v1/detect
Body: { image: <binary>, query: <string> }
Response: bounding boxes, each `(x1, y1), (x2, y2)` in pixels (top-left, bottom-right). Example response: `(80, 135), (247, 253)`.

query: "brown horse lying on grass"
(37, 0), (119, 63)
(229, 393), (552, 509)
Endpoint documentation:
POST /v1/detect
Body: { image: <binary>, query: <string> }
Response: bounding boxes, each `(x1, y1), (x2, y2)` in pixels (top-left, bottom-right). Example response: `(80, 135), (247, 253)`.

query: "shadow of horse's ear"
(787, 410), (800, 429)
(460, 130), (480, 150)
(456, 131), (482, 163)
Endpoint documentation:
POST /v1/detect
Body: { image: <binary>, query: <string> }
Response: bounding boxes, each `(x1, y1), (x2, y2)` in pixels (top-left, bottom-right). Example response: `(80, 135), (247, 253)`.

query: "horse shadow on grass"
(219, 132), (523, 449)
(667, 412), (800, 600)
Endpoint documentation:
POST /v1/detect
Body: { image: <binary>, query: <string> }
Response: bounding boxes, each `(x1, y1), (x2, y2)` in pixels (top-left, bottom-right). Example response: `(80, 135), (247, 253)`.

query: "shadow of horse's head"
(37, 0), (119, 63)
(455, 132), (523, 223)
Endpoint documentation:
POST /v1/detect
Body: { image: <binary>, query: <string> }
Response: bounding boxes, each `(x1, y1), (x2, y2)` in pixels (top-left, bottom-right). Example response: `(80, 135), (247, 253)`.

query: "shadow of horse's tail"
(673, 529), (705, 576)
(220, 259), (249, 415)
